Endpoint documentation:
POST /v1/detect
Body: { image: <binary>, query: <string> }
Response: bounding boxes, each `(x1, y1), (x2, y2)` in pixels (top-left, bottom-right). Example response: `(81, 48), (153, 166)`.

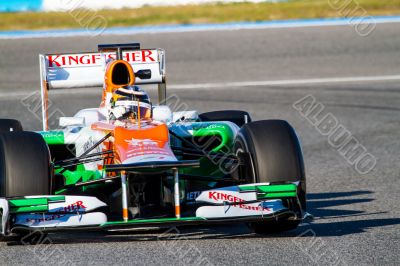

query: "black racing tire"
(199, 110), (252, 128)
(234, 120), (306, 234)
(0, 132), (51, 197)
(0, 119), (23, 132)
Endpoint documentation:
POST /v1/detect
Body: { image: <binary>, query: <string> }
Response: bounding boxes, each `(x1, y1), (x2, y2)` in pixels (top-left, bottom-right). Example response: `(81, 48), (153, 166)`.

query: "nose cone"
(113, 123), (177, 164)
(121, 137), (177, 164)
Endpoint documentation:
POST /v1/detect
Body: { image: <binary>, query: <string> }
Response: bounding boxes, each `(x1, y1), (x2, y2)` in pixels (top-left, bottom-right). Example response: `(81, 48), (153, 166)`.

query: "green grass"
(0, 0), (399, 31)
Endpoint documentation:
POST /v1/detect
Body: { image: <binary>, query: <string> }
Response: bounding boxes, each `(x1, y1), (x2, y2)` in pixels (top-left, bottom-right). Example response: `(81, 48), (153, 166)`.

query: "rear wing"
(39, 44), (166, 131)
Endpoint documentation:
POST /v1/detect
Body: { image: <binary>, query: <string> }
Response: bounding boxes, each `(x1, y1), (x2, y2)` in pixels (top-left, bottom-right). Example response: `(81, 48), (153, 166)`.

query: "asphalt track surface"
(0, 22), (400, 265)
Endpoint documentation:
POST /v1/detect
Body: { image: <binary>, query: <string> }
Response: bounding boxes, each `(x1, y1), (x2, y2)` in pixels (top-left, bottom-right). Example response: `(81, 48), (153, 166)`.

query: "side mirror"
(153, 106), (172, 124)
(136, 69), (152, 80)
(172, 111), (199, 122)
(59, 117), (85, 128)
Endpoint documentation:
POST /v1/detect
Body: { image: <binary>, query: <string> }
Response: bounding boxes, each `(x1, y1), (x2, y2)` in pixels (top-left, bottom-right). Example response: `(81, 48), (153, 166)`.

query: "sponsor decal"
(50, 201), (87, 213)
(196, 187), (257, 204)
(39, 131), (64, 145)
(62, 201), (86, 212)
(224, 202), (271, 213)
(26, 214), (65, 223)
(122, 138), (176, 163)
(82, 136), (102, 155)
(208, 191), (245, 203)
(208, 192), (271, 212)
(204, 124), (226, 130)
(195, 187), (280, 216)
(15, 212), (108, 228)
(127, 138), (160, 147)
(186, 191), (201, 201)
(195, 190), (272, 212)
(47, 196), (106, 213)
(47, 50), (157, 68)
(196, 200), (285, 219)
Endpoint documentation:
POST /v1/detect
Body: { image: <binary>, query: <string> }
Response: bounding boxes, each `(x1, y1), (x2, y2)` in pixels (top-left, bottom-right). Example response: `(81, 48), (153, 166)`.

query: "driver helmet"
(110, 86), (152, 121)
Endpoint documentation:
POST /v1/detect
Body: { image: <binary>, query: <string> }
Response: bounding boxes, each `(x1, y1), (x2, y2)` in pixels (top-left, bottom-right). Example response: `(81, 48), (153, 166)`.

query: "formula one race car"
(0, 43), (307, 238)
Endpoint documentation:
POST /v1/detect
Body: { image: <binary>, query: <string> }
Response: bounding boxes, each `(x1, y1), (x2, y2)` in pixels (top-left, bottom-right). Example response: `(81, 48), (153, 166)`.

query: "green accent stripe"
(55, 189), (68, 195)
(47, 196), (66, 202)
(240, 184), (297, 193)
(9, 198), (48, 207)
(9, 196), (65, 207)
(239, 184), (298, 199)
(257, 184), (297, 193)
(8, 196), (65, 213)
(102, 217), (205, 226)
(257, 192), (298, 199)
(239, 186), (256, 191)
(11, 205), (49, 213)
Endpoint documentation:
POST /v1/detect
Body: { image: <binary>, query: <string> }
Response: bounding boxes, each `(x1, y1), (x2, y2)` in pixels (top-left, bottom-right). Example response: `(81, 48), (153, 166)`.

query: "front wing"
(0, 183), (302, 236)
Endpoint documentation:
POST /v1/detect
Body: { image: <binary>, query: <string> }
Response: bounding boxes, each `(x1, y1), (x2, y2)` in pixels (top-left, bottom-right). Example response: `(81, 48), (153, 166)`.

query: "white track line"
(1, 74), (400, 98)
(169, 75), (400, 90)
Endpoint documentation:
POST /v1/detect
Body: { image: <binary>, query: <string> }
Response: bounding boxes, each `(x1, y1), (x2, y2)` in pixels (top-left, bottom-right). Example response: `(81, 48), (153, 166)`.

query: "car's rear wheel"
(199, 110), (251, 128)
(234, 120), (306, 234)
(0, 132), (51, 197)
(0, 119), (23, 132)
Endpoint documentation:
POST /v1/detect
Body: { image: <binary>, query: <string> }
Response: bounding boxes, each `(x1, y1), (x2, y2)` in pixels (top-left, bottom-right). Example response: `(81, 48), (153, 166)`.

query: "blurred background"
(0, 0), (399, 31)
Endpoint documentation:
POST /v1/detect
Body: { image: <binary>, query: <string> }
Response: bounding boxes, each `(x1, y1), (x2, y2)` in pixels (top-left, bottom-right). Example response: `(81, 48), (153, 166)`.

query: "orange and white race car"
(0, 43), (308, 238)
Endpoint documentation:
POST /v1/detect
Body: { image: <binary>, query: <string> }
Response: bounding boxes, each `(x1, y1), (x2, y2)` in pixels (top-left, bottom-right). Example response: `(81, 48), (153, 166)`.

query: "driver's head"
(110, 86), (152, 121)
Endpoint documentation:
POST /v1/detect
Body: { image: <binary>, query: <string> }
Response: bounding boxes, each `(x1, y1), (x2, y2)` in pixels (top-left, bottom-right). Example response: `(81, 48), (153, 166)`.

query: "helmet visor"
(114, 101), (152, 120)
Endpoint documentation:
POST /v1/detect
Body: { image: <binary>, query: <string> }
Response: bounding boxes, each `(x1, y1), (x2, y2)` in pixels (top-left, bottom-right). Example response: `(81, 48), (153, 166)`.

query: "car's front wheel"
(234, 120), (306, 234)
(0, 131), (51, 197)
